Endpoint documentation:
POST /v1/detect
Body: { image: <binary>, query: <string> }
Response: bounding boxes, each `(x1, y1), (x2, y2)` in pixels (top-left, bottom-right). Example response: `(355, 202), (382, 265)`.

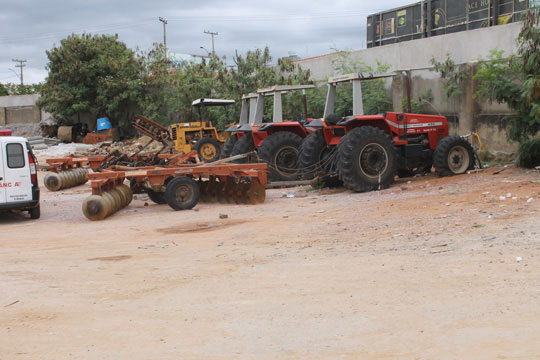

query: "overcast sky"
(0, 0), (406, 84)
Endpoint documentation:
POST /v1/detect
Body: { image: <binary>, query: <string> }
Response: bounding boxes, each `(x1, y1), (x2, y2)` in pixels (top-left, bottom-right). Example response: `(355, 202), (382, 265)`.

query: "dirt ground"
(1, 165), (539, 359)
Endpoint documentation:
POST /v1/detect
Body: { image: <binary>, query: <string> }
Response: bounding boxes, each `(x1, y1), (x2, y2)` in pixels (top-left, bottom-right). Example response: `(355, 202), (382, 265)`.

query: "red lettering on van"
(0, 182), (13, 188)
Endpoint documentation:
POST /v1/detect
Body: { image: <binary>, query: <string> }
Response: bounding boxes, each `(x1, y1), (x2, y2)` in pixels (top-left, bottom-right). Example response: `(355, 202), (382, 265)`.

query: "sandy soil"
(1, 166), (539, 359)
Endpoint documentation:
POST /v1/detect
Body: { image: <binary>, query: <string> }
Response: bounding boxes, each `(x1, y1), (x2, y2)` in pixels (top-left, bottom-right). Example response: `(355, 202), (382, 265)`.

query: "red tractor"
(229, 85), (316, 182)
(299, 73), (478, 192)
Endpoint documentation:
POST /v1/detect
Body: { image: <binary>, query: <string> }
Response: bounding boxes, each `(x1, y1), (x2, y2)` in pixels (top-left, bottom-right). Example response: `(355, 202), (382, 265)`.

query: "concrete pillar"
(391, 75), (404, 113)
(0, 107), (5, 126)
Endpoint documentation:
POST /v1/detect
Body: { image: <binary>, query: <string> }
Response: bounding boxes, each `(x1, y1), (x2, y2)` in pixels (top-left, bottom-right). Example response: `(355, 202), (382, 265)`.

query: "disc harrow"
(81, 162), (268, 220)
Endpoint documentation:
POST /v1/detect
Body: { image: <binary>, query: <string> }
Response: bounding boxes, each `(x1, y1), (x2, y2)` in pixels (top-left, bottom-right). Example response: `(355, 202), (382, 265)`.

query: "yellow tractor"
(169, 98), (235, 162)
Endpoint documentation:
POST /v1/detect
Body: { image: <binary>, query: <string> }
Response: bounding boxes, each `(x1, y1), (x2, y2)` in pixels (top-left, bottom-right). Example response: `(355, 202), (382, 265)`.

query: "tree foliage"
(38, 34), (143, 127)
(474, 10), (540, 142)
(315, 50), (392, 116)
(0, 83), (41, 96)
(137, 45), (313, 129)
(431, 54), (470, 101)
(0, 83), (8, 96)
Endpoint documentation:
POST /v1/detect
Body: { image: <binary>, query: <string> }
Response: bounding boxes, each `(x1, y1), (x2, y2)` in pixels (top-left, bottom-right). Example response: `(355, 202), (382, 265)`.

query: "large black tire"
(29, 205), (40, 220)
(230, 134), (256, 163)
(147, 189), (166, 204)
(164, 177), (200, 210)
(433, 136), (475, 176)
(337, 126), (397, 192)
(257, 131), (304, 182)
(220, 134), (238, 159)
(298, 130), (329, 180)
(298, 130), (342, 188)
(196, 137), (221, 162)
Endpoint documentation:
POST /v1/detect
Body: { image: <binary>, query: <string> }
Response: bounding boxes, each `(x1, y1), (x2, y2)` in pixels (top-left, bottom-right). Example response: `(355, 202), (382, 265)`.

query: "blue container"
(97, 117), (112, 131)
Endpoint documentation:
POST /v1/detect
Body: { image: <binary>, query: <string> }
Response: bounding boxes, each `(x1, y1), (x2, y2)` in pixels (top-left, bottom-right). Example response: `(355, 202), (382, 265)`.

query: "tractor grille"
(171, 127), (177, 140)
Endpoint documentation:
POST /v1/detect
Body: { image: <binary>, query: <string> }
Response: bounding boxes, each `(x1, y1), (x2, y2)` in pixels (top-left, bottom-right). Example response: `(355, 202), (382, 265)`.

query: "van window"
(6, 143), (25, 168)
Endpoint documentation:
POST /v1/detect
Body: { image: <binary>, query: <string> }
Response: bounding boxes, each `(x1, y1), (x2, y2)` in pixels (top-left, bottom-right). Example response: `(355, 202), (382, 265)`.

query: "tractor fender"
(261, 122), (311, 138)
(236, 124), (253, 132)
(337, 115), (393, 135)
(225, 125), (239, 132)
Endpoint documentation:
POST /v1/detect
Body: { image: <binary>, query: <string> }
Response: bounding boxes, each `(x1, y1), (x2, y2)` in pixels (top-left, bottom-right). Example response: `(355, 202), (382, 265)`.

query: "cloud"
(0, 0), (405, 84)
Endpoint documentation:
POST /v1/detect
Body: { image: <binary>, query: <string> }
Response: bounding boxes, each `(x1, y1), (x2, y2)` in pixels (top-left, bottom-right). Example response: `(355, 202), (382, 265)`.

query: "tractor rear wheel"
(196, 137), (221, 162)
(257, 131), (303, 182)
(220, 134), (238, 159)
(337, 126), (397, 192)
(434, 136), (475, 176)
(231, 134), (256, 163)
(165, 177), (200, 210)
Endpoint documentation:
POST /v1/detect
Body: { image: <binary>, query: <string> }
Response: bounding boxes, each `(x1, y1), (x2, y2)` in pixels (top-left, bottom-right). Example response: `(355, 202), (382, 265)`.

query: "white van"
(0, 130), (40, 219)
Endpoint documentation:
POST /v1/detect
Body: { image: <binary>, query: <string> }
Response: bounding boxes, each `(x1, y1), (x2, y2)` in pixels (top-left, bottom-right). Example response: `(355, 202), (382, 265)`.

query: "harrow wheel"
(147, 189), (166, 204)
(165, 177), (200, 210)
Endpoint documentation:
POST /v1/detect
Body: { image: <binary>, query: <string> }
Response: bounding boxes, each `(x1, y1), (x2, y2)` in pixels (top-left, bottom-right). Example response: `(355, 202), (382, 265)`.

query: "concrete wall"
(294, 22), (523, 152)
(296, 23), (521, 80)
(0, 94), (48, 126)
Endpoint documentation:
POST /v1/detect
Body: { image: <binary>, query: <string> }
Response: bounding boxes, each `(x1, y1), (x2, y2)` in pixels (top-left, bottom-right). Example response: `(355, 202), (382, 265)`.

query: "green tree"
(38, 34), (143, 127)
(306, 50), (393, 117)
(137, 46), (313, 129)
(474, 10), (540, 142)
(0, 83), (8, 96)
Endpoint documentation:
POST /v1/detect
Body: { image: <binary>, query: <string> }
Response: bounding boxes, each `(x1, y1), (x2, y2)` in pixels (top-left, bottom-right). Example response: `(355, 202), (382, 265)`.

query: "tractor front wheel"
(196, 137), (221, 162)
(337, 126), (397, 192)
(258, 131), (303, 182)
(165, 177), (200, 210)
(433, 136), (475, 176)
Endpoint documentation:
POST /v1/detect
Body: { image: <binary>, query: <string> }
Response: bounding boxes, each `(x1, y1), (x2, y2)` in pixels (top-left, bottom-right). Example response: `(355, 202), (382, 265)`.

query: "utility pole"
(12, 59), (26, 86)
(159, 17), (168, 59)
(203, 30), (218, 56)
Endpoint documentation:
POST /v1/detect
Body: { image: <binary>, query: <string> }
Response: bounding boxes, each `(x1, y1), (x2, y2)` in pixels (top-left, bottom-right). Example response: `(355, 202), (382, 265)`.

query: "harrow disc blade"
(236, 182), (251, 204)
(246, 182), (266, 204)
(199, 180), (209, 202)
(216, 181), (228, 204)
(224, 181), (237, 204)
(206, 178), (218, 203)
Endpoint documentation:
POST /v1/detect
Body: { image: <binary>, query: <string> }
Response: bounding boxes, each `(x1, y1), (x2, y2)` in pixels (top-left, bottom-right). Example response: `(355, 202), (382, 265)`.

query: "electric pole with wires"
(12, 59), (26, 86)
(159, 17), (168, 59)
(203, 30), (218, 56)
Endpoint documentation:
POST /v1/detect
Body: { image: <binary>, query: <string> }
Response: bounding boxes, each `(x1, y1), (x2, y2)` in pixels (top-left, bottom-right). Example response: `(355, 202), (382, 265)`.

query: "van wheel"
(29, 205), (41, 219)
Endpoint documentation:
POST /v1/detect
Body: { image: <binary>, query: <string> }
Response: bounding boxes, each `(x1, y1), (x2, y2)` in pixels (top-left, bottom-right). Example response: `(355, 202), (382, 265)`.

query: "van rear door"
(3, 141), (32, 203)
(0, 142), (6, 204)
